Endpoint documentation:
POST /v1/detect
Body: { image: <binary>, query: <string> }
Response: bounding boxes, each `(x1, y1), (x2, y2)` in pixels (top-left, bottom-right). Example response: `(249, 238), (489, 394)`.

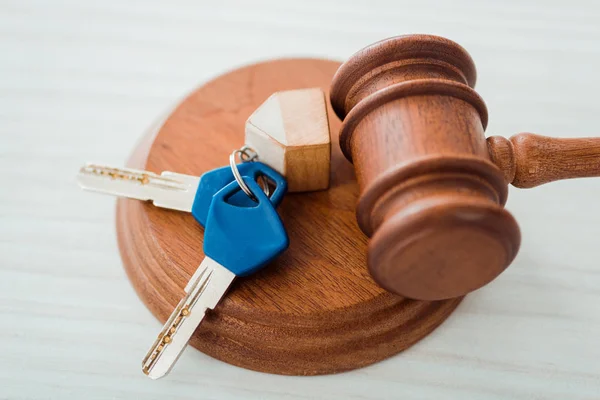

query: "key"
(77, 162), (287, 227)
(141, 177), (289, 379)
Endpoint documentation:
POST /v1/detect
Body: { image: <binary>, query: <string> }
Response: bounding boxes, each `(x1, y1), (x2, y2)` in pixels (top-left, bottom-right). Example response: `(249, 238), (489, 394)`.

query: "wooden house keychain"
(76, 88), (331, 379)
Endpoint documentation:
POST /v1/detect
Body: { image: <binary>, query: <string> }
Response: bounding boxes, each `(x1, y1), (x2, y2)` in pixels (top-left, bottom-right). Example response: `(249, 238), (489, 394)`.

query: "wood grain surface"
(487, 133), (600, 188)
(245, 88), (331, 192)
(330, 35), (521, 301)
(3, 0), (600, 399)
(331, 34), (600, 302)
(117, 58), (461, 375)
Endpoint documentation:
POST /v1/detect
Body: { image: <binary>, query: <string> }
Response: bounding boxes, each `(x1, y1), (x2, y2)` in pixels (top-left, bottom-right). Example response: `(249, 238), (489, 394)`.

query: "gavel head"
(330, 34), (521, 301)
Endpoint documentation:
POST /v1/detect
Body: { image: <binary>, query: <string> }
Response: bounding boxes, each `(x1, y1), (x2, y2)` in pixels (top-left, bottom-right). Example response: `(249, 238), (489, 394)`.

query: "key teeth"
(140, 269), (211, 378)
(77, 163), (194, 192)
(78, 164), (150, 184)
(140, 260), (235, 379)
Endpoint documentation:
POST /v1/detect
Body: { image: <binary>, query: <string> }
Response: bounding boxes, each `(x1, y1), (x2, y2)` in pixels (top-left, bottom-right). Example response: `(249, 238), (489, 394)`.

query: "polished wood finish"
(487, 133), (600, 188)
(245, 88), (331, 192)
(330, 35), (521, 301)
(116, 58), (462, 376)
(330, 34), (600, 301)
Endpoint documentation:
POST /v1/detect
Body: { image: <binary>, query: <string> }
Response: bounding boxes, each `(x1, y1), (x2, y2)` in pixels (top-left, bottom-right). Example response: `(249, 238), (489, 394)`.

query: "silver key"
(142, 258), (235, 379)
(77, 162), (282, 228)
(78, 164), (288, 379)
(140, 177), (288, 379)
(77, 164), (199, 212)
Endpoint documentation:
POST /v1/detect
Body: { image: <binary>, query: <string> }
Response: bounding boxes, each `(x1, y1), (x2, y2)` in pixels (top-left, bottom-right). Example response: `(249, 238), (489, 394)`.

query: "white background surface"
(2, 0), (600, 399)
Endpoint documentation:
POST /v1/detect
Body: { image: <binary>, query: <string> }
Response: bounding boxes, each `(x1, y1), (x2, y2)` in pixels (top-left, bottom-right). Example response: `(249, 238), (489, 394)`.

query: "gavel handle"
(487, 133), (600, 188)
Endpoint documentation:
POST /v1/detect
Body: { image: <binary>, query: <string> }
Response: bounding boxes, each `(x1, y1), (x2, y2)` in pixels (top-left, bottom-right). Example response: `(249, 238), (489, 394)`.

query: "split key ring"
(229, 146), (271, 201)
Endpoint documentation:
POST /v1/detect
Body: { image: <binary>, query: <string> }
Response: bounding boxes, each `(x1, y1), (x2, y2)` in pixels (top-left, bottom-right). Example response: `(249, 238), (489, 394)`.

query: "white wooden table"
(2, 1), (600, 398)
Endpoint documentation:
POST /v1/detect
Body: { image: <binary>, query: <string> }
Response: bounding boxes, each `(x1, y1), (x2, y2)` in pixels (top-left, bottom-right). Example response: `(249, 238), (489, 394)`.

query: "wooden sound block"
(116, 58), (462, 376)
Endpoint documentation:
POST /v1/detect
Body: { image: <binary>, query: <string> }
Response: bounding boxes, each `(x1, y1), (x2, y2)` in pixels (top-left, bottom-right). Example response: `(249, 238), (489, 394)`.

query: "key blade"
(77, 164), (200, 212)
(142, 257), (235, 379)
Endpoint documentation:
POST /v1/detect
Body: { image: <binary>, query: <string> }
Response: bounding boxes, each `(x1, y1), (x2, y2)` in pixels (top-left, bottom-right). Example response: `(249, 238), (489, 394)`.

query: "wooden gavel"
(330, 34), (600, 301)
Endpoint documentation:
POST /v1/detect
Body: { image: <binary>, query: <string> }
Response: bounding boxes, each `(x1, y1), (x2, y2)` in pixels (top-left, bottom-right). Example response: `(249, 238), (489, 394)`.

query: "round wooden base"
(116, 58), (462, 375)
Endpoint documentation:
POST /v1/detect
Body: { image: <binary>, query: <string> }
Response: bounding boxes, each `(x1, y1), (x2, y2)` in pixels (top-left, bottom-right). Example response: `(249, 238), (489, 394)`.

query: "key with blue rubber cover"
(77, 162), (287, 227)
(141, 177), (289, 379)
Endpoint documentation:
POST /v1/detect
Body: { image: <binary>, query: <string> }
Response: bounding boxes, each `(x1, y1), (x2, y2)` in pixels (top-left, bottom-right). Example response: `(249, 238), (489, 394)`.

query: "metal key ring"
(229, 146), (271, 201)
(238, 145), (259, 162)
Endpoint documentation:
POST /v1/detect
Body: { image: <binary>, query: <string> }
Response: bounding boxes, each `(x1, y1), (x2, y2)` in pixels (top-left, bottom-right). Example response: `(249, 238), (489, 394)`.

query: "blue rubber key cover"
(190, 162), (287, 227)
(204, 177), (289, 277)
